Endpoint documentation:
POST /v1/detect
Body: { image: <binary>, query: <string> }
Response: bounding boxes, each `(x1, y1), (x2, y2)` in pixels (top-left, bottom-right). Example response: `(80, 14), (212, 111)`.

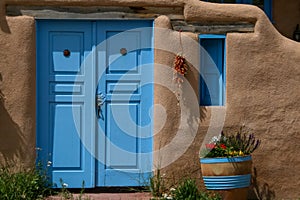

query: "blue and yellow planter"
(200, 156), (252, 200)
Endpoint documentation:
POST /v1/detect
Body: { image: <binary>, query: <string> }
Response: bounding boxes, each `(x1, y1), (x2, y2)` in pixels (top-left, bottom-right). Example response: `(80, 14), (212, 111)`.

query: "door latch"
(96, 92), (106, 118)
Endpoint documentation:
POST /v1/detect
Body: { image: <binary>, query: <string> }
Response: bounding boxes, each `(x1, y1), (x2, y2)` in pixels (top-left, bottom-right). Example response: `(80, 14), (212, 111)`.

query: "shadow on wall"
(181, 62), (208, 124)
(0, 2), (11, 33)
(200, 107), (207, 122)
(0, 16), (10, 33)
(249, 167), (276, 200)
(0, 72), (25, 167)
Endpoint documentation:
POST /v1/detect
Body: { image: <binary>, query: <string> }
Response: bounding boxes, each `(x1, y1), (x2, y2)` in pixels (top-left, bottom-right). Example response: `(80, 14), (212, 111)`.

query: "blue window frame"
(199, 34), (226, 106)
(203, 0), (272, 20)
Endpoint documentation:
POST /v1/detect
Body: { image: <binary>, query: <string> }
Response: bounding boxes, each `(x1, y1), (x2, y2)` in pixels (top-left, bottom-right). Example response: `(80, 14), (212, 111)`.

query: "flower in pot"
(200, 127), (260, 200)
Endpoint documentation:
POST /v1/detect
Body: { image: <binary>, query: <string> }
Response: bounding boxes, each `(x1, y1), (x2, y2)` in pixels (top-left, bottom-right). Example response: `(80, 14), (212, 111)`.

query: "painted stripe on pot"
(200, 155), (252, 164)
(203, 174), (251, 190)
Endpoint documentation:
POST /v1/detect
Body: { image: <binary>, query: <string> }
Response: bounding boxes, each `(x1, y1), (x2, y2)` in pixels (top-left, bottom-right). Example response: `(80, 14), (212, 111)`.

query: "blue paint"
(37, 20), (95, 188)
(52, 84), (82, 94)
(241, 0), (253, 4)
(200, 155), (252, 164)
(96, 20), (153, 187)
(199, 34), (226, 106)
(36, 20), (153, 188)
(203, 174), (251, 190)
(264, 0), (272, 20)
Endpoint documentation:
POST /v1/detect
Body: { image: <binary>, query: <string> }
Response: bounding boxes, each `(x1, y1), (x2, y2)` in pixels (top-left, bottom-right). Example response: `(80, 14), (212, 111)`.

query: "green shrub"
(149, 169), (166, 198)
(0, 166), (51, 200)
(173, 179), (199, 200)
(173, 179), (221, 200)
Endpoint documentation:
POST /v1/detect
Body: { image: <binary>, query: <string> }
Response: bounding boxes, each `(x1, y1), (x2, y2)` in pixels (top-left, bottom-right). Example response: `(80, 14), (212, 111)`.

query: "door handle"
(96, 92), (106, 118)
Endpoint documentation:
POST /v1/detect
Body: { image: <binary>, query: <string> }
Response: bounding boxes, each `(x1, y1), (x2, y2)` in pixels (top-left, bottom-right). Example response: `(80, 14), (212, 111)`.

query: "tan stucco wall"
(0, 16), (36, 169)
(153, 2), (300, 199)
(0, 0), (300, 199)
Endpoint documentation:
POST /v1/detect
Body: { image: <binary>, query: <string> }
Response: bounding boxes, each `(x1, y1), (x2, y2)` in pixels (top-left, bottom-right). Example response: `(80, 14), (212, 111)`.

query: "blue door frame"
(36, 20), (154, 188)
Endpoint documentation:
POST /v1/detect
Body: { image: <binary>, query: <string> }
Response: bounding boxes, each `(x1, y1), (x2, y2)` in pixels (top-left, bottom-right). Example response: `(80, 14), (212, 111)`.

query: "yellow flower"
(239, 150), (244, 156)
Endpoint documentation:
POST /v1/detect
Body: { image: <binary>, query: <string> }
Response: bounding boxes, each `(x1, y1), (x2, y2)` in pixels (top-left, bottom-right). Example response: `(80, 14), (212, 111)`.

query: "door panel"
(52, 104), (82, 168)
(96, 21), (153, 186)
(52, 33), (83, 73)
(106, 103), (139, 167)
(37, 21), (95, 188)
(107, 31), (139, 73)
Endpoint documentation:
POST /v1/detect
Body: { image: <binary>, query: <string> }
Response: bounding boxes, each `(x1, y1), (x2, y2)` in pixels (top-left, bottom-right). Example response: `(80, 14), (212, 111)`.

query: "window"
(199, 35), (226, 106)
(203, 0), (272, 20)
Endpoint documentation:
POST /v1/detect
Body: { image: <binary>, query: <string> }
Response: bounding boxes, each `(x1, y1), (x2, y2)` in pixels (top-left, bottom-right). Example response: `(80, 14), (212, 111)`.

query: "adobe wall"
(154, 2), (300, 199)
(0, 16), (36, 169)
(0, 0), (299, 199)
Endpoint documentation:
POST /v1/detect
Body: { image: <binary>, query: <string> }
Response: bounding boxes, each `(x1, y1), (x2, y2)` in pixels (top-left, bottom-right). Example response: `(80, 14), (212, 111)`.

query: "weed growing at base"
(0, 166), (51, 200)
(149, 170), (221, 200)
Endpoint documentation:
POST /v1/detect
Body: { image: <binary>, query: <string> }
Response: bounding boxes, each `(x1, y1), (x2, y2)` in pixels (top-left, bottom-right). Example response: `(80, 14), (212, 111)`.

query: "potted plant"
(200, 127), (260, 200)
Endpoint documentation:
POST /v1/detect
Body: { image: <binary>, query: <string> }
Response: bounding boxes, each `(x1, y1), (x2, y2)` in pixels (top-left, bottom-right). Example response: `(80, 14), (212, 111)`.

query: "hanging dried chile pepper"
(174, 54), (188, 76)
(173, 30), (189, 103)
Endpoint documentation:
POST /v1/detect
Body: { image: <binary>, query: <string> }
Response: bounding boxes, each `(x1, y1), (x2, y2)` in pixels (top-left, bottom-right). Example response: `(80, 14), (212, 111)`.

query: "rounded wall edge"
(0, 16), (36, 169)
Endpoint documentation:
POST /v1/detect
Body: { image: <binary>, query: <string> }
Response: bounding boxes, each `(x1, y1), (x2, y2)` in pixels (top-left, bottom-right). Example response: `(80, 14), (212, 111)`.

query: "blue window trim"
(203, 0), (272, 20)
(264, 0), (272, 21)
(200, 34), (226, 39)
(199, 34), (226, 106)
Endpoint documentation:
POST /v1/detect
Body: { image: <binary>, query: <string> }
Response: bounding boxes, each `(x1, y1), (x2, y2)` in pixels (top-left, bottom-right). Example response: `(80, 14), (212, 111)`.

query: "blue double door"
(36, 20), (153, 188)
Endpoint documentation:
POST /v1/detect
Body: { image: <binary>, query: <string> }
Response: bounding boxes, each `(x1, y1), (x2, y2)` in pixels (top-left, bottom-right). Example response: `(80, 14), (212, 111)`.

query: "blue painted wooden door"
(96, 21), (153, 186)
(36, 20), (153, 188)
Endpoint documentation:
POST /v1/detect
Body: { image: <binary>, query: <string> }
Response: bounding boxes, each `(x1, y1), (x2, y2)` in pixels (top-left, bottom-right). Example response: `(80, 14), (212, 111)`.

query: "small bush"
(149, 169), (166, 198)
(0, 166), (51, 200)
(173, 179), (199, 200)
(173, 179), (221, 200)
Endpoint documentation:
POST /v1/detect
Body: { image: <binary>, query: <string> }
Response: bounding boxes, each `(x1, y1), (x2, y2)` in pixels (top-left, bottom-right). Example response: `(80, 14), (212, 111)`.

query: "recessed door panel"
(106, 103), (139, 168)
(52, 104), (82, 169)
(107, 31), (140, 73)
(51, 33), (83, 73)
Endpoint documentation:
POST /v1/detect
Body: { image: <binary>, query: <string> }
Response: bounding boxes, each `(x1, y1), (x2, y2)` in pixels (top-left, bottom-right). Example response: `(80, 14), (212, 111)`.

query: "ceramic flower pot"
(200, 155), (252, 200)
